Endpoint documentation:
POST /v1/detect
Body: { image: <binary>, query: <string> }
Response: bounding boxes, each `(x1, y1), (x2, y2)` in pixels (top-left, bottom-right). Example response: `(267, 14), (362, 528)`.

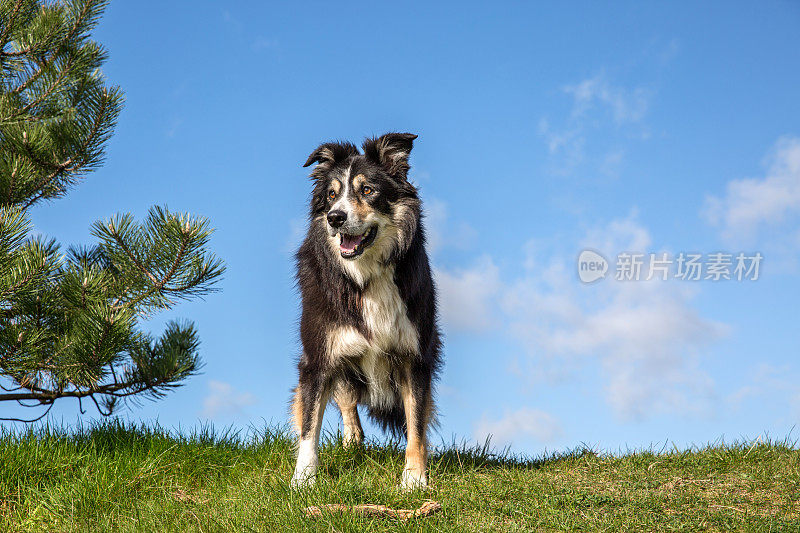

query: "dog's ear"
(362, 132), (418, 179)
(303, 142), (358, 168)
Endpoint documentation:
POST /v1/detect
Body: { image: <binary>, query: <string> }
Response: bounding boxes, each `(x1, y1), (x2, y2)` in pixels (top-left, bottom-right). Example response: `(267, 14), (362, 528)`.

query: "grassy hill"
(0, 421), (798, 531)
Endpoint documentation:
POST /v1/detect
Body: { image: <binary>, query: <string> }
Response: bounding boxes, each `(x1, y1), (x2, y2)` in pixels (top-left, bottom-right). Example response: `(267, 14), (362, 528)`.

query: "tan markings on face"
(349, 174), (374, 219)
(353, 202), (374, 220)
(329, 178), (342, 196)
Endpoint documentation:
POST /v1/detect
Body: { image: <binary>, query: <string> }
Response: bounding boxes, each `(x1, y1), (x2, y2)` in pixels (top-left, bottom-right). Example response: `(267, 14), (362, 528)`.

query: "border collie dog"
(291, 132), (441, 490)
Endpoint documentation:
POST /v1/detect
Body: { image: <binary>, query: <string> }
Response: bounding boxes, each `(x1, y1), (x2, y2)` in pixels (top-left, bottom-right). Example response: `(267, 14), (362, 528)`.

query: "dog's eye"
(328, 190), (336, 200)
(362, 185), (373, 196)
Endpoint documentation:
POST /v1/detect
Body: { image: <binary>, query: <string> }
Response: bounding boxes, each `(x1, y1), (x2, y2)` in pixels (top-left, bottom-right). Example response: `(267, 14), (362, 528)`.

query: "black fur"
(294, 132), (442, 437)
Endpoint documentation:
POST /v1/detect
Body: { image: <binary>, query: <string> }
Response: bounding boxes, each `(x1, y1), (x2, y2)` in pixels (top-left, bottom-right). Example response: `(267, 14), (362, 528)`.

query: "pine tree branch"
(88, 392), (111, 416)
(21, 90), (111, 209)
(10, 57), (48, 96)
(105, 217), (207, 310)
(0, 379), (24, 392)
(10, 48), (81, 115)
(116, 237), (203, 310)
(0, 48), (30, 58)
(0, 372), (183, 402)
(20, 159), (73, 208)
(1, 0), (98, 59)
(0, 43), (35, 58)
(14, 131), (72, 180)
(5, 165), (17, 205)
(0, 0), (24, 50)
(1, 401), (54, 423)
(107, 228), (160, 286)
(15, 58), (74, 116)
(0, 1), (219, 421)
(160, 232), (190, 287)
(0, 268), (38, 299)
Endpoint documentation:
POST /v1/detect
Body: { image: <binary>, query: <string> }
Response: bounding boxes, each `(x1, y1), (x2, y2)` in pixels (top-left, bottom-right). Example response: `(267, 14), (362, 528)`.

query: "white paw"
(342, 432), (363, 448)
(290, 469), (316, 490)
(399, 468), (427, 491)
(292, 438), (318, 489)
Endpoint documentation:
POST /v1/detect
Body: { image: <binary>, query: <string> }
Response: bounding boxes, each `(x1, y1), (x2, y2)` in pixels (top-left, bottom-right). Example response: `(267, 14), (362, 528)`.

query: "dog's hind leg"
(399, 368), (432, 490)
(334, 381), (363, 447)
(291, 373), (331, 488)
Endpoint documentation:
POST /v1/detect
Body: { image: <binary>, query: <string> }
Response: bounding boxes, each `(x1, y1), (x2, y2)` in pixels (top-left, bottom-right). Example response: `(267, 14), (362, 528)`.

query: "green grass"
(0, 421), (798, 531)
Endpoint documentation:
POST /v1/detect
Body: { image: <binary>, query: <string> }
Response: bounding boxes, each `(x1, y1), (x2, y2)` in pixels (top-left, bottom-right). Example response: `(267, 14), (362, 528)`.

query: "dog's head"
(303, 133), (421, 267)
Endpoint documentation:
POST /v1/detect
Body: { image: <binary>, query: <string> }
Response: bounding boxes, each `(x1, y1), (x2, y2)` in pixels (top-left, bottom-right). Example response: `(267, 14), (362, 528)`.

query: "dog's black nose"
(327, 210), (347, 228)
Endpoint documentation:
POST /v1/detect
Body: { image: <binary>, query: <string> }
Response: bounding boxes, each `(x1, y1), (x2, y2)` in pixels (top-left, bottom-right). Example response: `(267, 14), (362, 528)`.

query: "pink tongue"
(340, 233), (364, 252)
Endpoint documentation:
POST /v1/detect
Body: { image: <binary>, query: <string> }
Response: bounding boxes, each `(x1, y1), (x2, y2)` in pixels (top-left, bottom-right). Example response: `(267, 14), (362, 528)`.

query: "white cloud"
(564, 74), (650, 124)
(728, 363), (800, 418)
(502, 215), (728, 420)
(429, 198), (491, 333)
(537, 118), (585, 173)
(704, 136), (800, 245)
(426, 198), (477, 255)
(538, 74), (651, 176)
(582, 210), (652, 254)
(436, 212), (726, 421)
(590, 287), (723, 419)
(435, 257), (501, 333)
(600, 149), (626, 179)
(201, 380), (257, 419)
(425, 198), (448, 255)
(474, 408), (563, 446)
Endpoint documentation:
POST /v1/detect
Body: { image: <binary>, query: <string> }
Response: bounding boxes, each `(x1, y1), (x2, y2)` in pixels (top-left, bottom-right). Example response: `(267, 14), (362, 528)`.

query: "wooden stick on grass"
(303, 500), (442, 520)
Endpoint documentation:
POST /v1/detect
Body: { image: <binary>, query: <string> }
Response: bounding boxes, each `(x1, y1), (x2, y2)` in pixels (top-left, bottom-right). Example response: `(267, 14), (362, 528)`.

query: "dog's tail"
(366, 404), (406, 438)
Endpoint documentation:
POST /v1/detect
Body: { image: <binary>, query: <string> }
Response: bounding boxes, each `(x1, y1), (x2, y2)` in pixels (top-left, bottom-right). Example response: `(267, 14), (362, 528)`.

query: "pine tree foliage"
(0, 0), (224, 421)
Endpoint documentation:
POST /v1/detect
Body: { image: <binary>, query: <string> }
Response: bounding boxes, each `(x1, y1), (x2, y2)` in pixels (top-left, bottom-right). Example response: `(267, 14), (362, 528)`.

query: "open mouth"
(339, 226), (377, 258)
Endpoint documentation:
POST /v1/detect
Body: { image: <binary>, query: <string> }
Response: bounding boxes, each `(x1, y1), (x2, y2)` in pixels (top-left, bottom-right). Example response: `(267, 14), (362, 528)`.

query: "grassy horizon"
(0, 420), (798, 531)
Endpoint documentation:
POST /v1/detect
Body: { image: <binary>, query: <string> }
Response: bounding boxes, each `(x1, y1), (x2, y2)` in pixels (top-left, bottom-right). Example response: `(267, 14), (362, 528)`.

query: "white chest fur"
(360, 269), (419, 355)
(326, 266), (419, 409)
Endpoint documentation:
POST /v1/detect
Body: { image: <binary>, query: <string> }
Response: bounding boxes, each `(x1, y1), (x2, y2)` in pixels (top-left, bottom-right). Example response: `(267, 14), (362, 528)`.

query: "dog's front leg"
(399, 372), (431, 490)
(291, 378), (330, 488)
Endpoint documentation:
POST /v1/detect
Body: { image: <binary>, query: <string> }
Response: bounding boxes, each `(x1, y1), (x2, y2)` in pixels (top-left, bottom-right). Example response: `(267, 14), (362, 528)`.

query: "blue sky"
(9, 1), (800, 454)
